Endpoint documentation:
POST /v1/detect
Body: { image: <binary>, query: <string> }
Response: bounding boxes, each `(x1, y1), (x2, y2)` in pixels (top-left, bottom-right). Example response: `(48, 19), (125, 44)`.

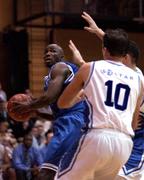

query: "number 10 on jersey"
(104, 80), (130, 111)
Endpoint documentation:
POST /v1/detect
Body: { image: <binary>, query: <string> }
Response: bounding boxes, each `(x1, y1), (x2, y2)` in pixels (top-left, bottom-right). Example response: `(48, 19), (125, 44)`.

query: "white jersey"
(135, 66), (143, 75)
(84, 60), (141, 136)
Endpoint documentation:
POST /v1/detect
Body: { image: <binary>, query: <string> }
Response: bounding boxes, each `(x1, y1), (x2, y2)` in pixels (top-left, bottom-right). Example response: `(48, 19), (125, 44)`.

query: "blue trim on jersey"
(84, 96), (93, 129)
(84, 61), (95, 89)
(106, 60), (124, 66)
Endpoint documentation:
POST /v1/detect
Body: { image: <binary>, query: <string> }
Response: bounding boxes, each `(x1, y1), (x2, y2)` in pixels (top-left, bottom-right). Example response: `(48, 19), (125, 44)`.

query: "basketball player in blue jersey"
(81, 12), (144, 179)
(57, 28), (143, 180)
(117, 42), (144, 180)
(12, 44), (89, 180)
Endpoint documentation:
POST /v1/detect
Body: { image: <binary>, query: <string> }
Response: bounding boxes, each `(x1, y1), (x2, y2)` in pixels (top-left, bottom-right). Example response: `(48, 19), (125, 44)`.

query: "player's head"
(45, 128), (53, 144)
(102, 29), (129, 59)
(23, 133), (33, 149)
(44, 44), (64, 68)
(123, 40), (140, 68)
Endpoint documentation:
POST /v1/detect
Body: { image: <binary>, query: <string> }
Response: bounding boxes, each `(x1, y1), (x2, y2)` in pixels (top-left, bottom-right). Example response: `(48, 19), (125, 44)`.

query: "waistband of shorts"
(90, 128), (132, 139)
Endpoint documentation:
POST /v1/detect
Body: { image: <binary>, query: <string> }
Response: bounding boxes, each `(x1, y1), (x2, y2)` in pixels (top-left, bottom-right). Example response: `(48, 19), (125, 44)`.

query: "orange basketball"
(7, 93), (33, 122)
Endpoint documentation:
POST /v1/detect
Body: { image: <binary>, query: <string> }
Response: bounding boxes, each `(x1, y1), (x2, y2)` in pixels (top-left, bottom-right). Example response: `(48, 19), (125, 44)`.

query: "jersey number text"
(104, 80), (130, 110)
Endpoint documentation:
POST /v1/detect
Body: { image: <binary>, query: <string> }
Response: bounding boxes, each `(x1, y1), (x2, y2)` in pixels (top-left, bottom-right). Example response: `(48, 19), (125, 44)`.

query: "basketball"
(7, 93), (34, 122)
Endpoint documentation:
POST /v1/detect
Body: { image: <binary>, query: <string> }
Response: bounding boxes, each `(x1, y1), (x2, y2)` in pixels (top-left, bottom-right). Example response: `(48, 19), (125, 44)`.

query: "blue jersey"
(44, 61), (88, 118)
(40, 61), (89, 171)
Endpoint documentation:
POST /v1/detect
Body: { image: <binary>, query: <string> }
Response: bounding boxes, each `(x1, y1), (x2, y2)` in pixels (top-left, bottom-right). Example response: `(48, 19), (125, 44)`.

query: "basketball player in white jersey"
(56, 29), (143, 180)
(81, 12), (144, 180)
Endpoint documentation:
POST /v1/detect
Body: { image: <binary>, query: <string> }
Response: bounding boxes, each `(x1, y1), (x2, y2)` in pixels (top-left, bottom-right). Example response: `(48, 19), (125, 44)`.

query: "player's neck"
(106, 56), (124, 63)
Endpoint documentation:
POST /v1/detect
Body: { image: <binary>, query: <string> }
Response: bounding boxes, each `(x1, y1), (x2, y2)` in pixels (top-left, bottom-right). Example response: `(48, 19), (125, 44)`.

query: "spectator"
(44, 128), (53, 145)
(0, 121), (10, 143)
(0, 98), (7, 121)
(40, 128), (53, 147)
(12, 133), (43, 180)
(2, 136), (17, 160)
(0, 83), (7, 102)
(8, 118), (36, 139)
(40, 129), (54, 161)
(32, 121), (45, 149)
(0, 143), (16, 180)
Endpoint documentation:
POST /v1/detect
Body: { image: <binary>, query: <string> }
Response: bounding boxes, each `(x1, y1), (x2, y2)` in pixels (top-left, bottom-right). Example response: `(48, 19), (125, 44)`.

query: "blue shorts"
(40, 111), (87, 172)
(122, 136), (144, 175)
(57, 131), (87, 178)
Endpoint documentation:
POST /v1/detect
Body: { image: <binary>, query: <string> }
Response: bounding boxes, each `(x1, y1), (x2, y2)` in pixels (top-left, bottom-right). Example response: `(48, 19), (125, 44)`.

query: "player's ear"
(102, 47), (106, 57)
(61, 54), (64, 59)
(125, 54), (129, 58)
(122, 54), (130, 66)
(102, 47), (107, 52)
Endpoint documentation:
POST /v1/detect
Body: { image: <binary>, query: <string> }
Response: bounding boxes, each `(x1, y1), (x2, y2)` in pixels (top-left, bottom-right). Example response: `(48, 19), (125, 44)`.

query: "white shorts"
(56, 129), (133, 180)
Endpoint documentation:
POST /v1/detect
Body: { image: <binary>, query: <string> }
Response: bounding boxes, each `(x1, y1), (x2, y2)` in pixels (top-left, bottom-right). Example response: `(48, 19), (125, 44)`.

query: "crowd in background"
(0, 83), (53, 180)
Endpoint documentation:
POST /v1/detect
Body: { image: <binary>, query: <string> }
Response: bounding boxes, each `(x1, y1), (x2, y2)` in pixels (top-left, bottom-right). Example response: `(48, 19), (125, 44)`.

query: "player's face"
(23, 135), (33, 148)
(44, 44), (63, 68)
(123, 54), (132, 68)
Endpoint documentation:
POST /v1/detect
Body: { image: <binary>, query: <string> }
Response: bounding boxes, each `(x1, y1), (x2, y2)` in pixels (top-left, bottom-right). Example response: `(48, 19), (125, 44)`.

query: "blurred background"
(0, 0), (144, 98)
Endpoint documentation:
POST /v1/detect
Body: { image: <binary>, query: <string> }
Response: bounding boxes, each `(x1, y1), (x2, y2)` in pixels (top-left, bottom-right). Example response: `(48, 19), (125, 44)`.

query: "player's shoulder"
(135, 67), (143, 74)
(52, 62), (69, 71)
(50, 62), (71, 77)
(135, 67), (144, 81)
(60, 60), (79, 70)
(92, 60), (112, 67)
(88, 60), (112, 70)
(135, 66), (144, 82)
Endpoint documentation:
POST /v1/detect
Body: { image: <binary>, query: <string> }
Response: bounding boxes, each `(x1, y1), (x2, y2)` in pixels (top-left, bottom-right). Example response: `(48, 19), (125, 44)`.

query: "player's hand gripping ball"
(7, 93), (34, 122)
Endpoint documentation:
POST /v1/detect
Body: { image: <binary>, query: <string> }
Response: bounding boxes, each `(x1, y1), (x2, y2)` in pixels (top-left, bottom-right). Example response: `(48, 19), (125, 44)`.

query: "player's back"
(84, 60), (141, 136)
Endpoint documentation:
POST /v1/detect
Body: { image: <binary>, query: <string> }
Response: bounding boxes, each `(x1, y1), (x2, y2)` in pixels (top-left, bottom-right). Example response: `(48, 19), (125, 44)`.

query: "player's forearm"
(132, 112), (139, 130)
(36, 111), (54, 121)
(94, 28), (105, 40)
(29, 95), (55, 110)
(75, 59), (86, 67)
(69, 40), (86, 67)
(132, 86), (143, 130)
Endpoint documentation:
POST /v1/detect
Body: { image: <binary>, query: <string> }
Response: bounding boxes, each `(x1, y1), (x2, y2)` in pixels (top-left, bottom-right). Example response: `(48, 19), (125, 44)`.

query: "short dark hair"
(103, 29), (129, 57)
(23, 132), (32, 139)
(45, 128), (53, 137)
(127, 40), (140, 65)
